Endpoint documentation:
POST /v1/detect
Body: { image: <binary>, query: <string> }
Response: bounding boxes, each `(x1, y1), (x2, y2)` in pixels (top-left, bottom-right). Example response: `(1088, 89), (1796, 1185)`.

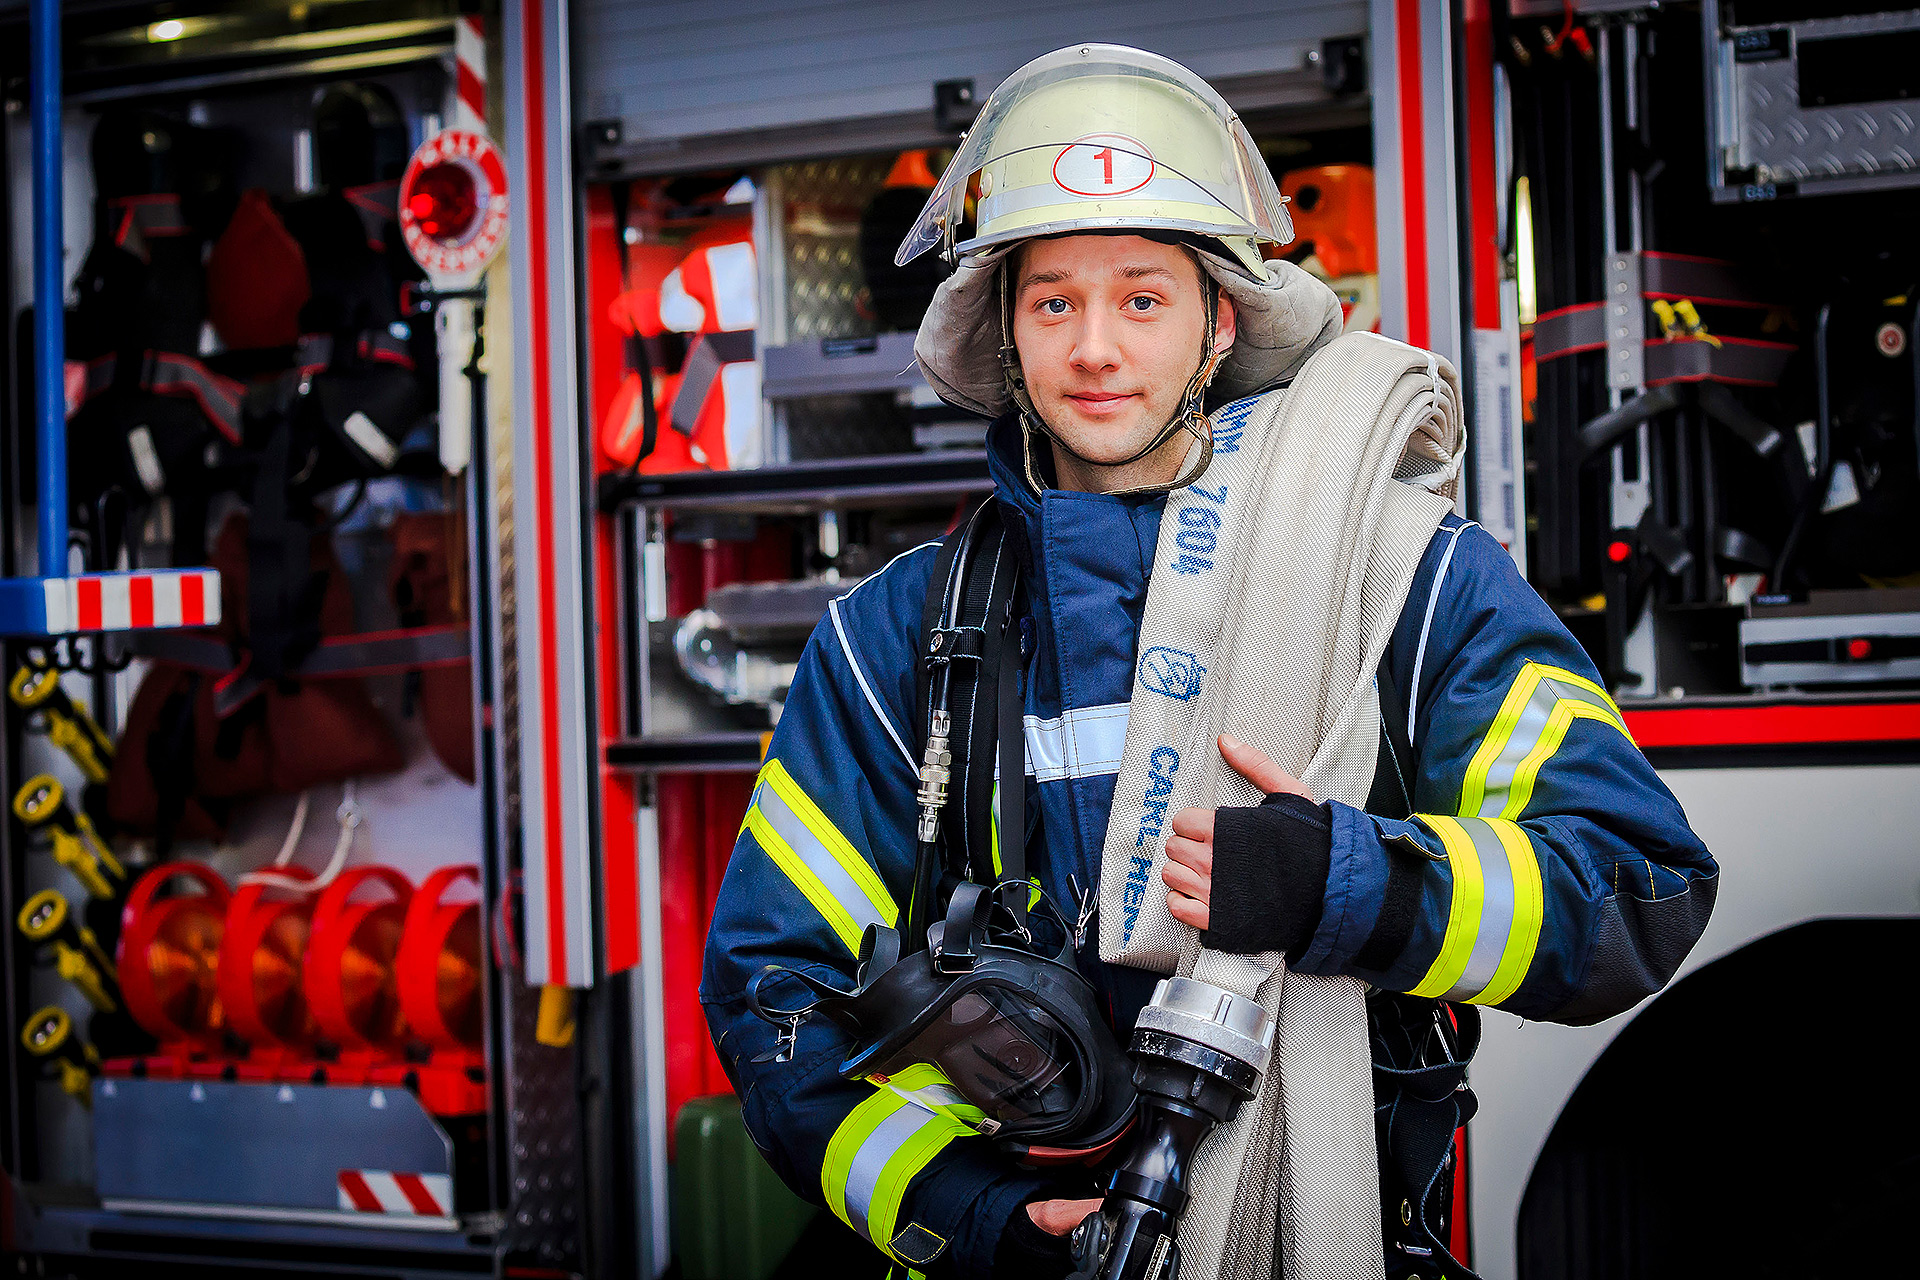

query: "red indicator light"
(1606, 540), (1631, 563)
(407, 161), (479, 245)
(1846, 638), (1873, 661)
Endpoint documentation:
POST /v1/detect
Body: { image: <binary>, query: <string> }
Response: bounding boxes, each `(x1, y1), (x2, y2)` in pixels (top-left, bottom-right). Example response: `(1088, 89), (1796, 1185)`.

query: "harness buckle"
(929, 922), (976, 975)
(926, 627), (986, 664)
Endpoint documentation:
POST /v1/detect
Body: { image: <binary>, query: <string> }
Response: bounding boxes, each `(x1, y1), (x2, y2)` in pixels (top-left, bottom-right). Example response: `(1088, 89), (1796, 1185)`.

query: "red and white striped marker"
(455, 15), (487, 136)
(43, 569), (220, 634)
(337, 1169), (454, 1219)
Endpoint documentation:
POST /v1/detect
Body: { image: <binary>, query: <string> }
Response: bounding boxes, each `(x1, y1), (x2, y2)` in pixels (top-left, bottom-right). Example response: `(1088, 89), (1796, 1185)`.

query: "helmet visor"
(896, 44), (1291, 266)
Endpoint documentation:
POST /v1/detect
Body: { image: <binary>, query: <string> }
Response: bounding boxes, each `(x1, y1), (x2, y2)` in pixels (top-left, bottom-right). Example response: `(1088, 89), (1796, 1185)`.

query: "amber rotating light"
(118, 864), (230, 1050)
(396, 865), (483, 1052)
(305, 867), (414, 1053)
(218, 866), (321, 1051)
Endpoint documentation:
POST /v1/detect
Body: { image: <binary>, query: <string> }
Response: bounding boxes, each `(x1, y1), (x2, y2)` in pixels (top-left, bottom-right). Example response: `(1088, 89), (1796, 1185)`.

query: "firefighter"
(702, 45), (1716, 1278)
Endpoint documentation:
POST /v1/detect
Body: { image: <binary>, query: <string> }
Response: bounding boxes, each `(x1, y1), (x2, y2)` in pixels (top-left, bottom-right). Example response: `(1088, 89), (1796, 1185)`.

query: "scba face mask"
(749, 881), (1138, 1163)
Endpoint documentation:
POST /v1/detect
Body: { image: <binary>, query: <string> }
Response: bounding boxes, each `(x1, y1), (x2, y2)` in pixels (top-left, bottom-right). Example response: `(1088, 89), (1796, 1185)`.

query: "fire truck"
(1, 2), (1914, 1277)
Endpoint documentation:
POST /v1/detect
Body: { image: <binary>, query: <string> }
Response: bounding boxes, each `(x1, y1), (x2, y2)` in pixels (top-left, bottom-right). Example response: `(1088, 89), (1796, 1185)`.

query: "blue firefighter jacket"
(701, 407), (1718, 1278)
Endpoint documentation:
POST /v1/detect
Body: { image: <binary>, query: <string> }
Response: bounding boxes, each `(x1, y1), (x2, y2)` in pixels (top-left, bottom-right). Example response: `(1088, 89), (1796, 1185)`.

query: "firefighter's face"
(1010, 234), (1234, 491)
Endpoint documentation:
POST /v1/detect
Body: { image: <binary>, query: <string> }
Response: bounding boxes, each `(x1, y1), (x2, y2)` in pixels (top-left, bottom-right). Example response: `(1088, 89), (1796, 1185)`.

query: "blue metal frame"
(31, 0), (65, 578)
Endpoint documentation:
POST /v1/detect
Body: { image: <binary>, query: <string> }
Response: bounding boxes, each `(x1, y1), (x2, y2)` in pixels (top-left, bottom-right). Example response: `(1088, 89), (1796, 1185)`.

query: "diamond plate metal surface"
(777, 154), (893, 341)
(772, 154), (914, 458)
(503, 979), (586, 1269)
(1726, 11), (1920, 186)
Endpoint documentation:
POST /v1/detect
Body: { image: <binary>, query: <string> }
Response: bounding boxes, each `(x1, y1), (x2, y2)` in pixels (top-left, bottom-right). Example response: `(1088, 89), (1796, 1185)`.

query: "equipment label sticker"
(1053, 133), (1155, 197)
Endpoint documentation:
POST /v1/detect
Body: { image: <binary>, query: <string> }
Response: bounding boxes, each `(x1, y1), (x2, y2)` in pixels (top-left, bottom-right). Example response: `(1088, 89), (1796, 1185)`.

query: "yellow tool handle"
(77, 923), (114, 974)
(8, 664), (56, 709)
(55, 1059), (93, 1109)
(17, 886), (69, 942)
(53, 943), (117, 1013)
(46, 712), (111, 785)
(50, 831), (116, 901)
(536, 985), (577, 1047)
(74, 812), (125, 884)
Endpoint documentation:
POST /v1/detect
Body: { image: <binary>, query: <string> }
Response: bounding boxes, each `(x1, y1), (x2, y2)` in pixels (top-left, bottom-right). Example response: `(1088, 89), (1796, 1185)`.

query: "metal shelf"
(606, 732), (766, 773)
(12, 1200), (499, 1274)
(760, 332), (925, 399)
(598, 450), (990, 514)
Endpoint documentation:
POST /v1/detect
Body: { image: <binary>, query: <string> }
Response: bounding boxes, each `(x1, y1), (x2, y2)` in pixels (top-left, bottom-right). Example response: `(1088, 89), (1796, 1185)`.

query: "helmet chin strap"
(998, 253), (1226, 499)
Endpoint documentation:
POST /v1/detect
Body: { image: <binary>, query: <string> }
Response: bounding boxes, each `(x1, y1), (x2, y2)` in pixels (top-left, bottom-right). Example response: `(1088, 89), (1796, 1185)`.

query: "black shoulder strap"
(915, 501), (1024, 889)
(995, 617), (1026, 891)
(913, 509), (974, 750)
(1356, 653), (1425, 974)
(1366, 652), (1415, 821)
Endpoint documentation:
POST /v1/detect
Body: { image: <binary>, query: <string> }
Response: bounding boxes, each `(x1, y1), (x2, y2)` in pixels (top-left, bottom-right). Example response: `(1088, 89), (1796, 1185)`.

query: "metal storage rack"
(0, 5), (589, 1276)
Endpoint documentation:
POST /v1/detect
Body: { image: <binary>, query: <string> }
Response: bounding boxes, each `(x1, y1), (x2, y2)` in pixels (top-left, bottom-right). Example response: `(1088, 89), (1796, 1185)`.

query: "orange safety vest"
(657, 230), (759, 471)
(1280, 165), (1380, 335)
(601, 285), (695, 473)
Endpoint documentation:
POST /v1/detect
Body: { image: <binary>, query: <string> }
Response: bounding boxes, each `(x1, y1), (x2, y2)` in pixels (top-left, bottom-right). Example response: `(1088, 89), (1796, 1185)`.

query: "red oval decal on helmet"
(1052, 133), (1155, 198)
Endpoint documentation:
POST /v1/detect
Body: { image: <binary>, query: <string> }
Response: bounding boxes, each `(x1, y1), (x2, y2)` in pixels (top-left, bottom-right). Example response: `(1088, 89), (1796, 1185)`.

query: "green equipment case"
(672, 1093), (819, 1280)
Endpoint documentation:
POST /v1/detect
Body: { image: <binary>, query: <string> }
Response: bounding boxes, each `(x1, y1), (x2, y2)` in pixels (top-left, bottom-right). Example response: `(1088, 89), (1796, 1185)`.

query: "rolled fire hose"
(1098, 332), (1463, 1279)
(395, 865), (484, 1053)
(118, 863), (230, 1051)
(304, 865), (414, 1054)
(219, 865), (322, 1051)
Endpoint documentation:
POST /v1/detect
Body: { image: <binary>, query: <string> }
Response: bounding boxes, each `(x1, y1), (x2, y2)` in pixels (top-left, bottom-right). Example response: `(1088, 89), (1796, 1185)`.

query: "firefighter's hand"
(1027, 1197), (1105, 1236)
(1162, 734), (1311, 932)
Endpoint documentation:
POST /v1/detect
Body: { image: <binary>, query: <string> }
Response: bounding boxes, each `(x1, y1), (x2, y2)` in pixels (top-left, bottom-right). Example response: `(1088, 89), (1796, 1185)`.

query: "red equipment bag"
(206, 189), (311, 351)
(107, 511), (404, 848)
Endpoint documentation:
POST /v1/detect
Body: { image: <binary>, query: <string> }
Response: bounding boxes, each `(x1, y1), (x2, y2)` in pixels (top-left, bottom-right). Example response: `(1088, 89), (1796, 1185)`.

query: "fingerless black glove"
(1200, 791), (1333, 957)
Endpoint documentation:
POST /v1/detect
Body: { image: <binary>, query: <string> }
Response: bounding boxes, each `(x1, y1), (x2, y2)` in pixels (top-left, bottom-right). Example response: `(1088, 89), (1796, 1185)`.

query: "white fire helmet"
(896, 44), (1295, 280)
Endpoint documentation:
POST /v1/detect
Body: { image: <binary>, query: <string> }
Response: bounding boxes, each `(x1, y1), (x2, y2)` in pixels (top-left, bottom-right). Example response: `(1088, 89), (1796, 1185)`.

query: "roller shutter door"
(574, 0), (1368, 170)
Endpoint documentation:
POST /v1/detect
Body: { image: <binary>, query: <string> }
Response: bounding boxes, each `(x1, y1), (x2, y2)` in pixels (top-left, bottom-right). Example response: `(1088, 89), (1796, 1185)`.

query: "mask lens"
(902, 986), (1080, 1128)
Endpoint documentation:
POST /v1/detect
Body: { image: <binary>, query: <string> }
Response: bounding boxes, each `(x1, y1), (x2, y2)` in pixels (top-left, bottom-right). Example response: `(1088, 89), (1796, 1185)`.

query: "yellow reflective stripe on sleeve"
(1472, 818), (1545, 1006)
(1408, 815), (1546, 1005)
(744, 809), (864, 953)
(868, 1110), (968, 1257)
(1409, 815), (1484, 998)
(746, 758), (899, 954)
(762, 759), (900, 918)
(873, 1062), (989, 1132)
(823, 1086), (971, 1263)
(1502, 700), (1626, 821)
(823, 1089), (902, 1238)
(1458, 663), (1633, 821)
